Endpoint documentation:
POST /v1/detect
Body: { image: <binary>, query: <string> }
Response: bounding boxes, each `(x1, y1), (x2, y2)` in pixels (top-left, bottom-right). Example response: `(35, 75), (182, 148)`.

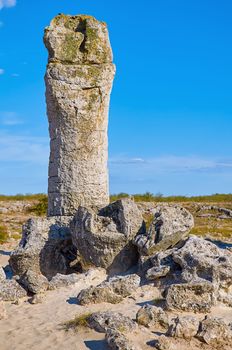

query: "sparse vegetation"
(0, 193), (47, 201)
(1, 192), (232, 203)
(27, 196), (48, 216)
(142, 212), (154, 231)
(0, 222), (8, 243)
(110, 192), (232, 203)
(62, 313), (92, 332)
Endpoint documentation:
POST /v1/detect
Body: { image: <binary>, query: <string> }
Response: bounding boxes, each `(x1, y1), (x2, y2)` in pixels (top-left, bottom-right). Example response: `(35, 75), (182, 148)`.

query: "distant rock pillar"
(44, 14), (115, 216)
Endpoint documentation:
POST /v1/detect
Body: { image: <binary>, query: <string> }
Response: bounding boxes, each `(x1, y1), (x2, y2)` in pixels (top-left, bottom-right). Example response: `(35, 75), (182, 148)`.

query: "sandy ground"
(1, 244), (232, 350)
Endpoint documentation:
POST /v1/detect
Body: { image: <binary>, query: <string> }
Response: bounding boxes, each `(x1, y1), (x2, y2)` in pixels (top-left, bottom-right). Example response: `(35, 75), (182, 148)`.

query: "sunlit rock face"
(44, 14), (115, 216)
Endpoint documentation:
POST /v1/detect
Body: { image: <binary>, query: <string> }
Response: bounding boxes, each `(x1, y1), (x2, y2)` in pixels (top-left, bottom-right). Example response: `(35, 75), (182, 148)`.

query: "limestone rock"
(0, 279), (27, 302)
(77, 274), (140, 305)
(135, 205), (194, 255)
(172, 236), (232, 287)
(167, 315), (199, 340)
(88, 311), (136, 333)
(98, 198), (144, 239)
(197, 316), (232, 345)
(153, 335), (175, 350)
(19, 270), (49, 294)
(136, 305), (169, 328)
(217, 289), (232, 307)
(48, 273), (81, 290)
(0, 300), (6, 320)
(9, 217), (76, 281)
(71, 199), (143, 272)
(44, 14), (115, 216)
(106, 328), (139, 350)
(146, 266), (170, 280)
(165, 281), (215, 312)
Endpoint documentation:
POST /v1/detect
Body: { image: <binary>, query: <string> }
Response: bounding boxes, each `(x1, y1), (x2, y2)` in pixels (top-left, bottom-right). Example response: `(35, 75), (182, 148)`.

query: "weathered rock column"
(44, 14), (115, 216)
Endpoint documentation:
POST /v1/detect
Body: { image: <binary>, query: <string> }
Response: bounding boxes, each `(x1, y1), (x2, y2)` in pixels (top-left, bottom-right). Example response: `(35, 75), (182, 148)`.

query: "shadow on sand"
(84, 339), (108, 350)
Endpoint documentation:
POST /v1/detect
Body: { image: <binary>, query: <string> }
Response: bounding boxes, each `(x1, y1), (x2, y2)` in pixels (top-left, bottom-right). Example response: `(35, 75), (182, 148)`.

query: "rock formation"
(135, 204), (194, 255)
(9, 216), (75, 281)
(71, 198), (143, 273)
(77, 274), (140, 305)
(44, 14), (116, 216)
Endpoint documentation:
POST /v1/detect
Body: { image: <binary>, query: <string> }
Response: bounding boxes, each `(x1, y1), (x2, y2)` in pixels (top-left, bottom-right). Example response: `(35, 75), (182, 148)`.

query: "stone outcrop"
(167, 315), (199, 340)
(9, 217), (77, 292)
(18, 270), (49, 294)
(197, 316), (232, 345)
(136, 305), (169, 328)
(44, 14), (115, 216)
(153, 335), (175, 350)
(105, 328), (140, 350)
(71, 198), (143, 273)
(88, 311), (137, 333)
(172, 236), (232, 287)
(165, 280), (215, 312)
(0, 279), (27, 302)
(77, 274), (140, 305)
(135, 205), (194, 255)
(48, 272), (81, 290)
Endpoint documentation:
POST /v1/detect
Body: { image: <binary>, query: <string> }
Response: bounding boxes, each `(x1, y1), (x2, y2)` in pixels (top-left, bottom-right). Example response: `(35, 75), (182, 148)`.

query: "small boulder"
(19, 270), (49, 294)
(77, 274), (140, 305)
(48, 273), (81, 290)
(0, 279), (27, 302)
(9, 216), (76, 281)
(153, 335), (175, 350)
(88, 311), (136, 333)
(167, 315), (199, 340)
(106, 328), (140, 350)
(136, 305), (169, 328)
(165, 281), (215, 312)
(197, 316), (232, 345)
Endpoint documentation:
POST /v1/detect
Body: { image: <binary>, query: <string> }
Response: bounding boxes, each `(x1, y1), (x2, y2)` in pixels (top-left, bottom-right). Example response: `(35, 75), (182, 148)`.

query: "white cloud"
(0, 68), (4, 75)
(0, 0), (16, 10)
(0, 111), (23, 125)
(109, 155), (232, 173)
(0, 132), (49, 164)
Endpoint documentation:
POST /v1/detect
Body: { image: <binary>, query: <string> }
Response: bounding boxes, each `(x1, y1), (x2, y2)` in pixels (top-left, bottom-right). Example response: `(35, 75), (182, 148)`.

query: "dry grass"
(62, 313), (92, 332)
(0, 223), (8, 243)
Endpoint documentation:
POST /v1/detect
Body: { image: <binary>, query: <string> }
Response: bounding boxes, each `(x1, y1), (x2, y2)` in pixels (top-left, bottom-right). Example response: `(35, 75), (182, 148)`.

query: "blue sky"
(0, 0), (231, 195)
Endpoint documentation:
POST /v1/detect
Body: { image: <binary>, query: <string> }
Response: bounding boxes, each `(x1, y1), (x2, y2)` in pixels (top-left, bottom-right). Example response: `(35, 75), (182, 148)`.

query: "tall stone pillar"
(44, 14), (115, 216)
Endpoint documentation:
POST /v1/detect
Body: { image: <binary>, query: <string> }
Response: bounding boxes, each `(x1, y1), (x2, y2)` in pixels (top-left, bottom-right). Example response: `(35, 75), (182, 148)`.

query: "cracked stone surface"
(44, 14), (116, 216)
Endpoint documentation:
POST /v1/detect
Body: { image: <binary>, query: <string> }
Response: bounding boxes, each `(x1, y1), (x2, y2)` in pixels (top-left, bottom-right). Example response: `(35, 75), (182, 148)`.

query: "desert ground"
(0, 196), (232, 350)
